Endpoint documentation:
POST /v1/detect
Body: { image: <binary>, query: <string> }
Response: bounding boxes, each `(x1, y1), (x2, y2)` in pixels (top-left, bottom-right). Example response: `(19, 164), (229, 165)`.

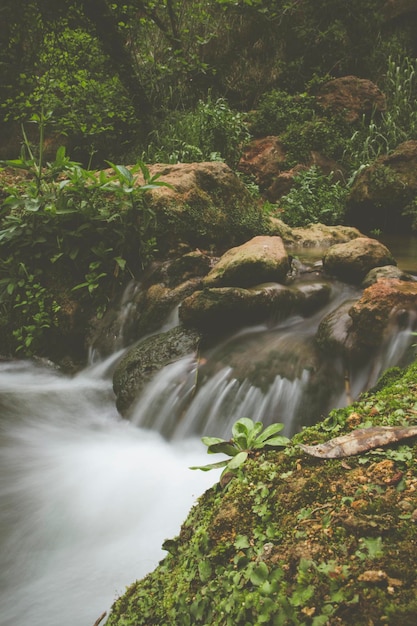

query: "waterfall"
(0, 360), (219, 626)
(0, 263), (416, 626)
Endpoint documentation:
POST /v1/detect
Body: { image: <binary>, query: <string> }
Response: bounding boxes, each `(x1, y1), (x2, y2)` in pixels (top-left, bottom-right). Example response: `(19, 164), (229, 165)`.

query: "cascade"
(0, 240), (416, 626)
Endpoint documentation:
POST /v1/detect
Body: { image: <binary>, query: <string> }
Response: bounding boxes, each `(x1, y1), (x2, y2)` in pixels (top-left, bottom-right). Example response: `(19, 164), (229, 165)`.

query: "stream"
(0, 237), (416, 626)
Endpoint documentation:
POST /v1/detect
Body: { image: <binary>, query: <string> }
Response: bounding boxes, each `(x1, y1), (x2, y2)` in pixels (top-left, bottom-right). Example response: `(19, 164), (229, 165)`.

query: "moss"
(106, 360), (417, 626)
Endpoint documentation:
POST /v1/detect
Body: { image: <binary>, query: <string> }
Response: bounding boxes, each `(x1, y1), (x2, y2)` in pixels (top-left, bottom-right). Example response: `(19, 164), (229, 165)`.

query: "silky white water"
(0, 360), (218, 626)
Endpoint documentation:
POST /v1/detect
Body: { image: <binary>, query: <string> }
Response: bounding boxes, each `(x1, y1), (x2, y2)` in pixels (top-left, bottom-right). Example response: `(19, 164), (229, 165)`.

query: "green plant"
(249, 89), (316, 138)
(0, 113), (170, 355)
(146, 94), (249, 167)
(277, 166), (348, 227)
(190, 417), (289, 482)
(347, 55), (417, 173)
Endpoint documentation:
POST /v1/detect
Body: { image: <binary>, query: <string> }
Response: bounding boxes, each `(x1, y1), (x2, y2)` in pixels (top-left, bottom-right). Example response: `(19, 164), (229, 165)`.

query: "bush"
(277, 166), (348, 227)
(249, 89), (316, 138)
(146, 94), (250, 167)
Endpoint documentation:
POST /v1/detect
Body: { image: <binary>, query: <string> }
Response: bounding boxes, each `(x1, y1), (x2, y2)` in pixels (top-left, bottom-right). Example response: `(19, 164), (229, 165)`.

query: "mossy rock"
(106, 359), (417, 626)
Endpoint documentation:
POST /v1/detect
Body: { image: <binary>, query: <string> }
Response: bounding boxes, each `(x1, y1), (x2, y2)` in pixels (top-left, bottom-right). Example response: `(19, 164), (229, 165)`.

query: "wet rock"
(203, 236), (290, 288)
(319, 278), (417, 360)
(362, 264), (415, 287)
(346, 140), (417, 233)
(315, 76), (386, 123)
(179, 285), (300, 335)
(316, 299), (356, 356)
(347, 278), (417, 355)
(113, 326), (201, 415)
(323, 237), (396, 284)
(180, 280), (331, 337)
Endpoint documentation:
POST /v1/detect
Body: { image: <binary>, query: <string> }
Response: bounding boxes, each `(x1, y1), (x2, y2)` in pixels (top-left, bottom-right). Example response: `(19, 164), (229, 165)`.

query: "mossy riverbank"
(106, 359), (417, 625)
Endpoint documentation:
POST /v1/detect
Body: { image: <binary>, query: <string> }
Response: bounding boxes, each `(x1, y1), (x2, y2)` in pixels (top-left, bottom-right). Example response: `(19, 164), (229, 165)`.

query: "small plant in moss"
(190, 417), (289, 483)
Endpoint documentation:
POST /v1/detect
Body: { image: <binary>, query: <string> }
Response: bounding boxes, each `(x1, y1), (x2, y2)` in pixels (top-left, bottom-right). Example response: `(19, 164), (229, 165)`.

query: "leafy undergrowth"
(106, 361), (417, 626)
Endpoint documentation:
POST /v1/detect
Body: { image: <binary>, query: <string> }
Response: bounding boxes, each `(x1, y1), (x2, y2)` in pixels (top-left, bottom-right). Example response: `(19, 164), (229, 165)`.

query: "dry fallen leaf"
(298, 426), (417, 459)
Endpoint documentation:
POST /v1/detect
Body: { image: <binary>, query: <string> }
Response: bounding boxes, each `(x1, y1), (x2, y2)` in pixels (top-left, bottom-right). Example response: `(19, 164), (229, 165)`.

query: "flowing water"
(1, 241), (416, 626)
(0, 361), (219, 626)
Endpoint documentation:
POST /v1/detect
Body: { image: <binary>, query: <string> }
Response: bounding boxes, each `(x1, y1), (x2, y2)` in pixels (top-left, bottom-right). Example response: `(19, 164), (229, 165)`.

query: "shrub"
(277, 166), (348, 227)
(146, 94), (249, 167)
(249, 89), (316, 138)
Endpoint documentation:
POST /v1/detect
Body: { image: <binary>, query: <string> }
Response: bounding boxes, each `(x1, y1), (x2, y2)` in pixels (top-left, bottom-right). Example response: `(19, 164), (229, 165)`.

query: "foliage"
(146, 94), (250, 167)
(276, 166), (348, 227)
(0, 113), (169, 355)
(1, 27), (136, 162)
(190, 417), (289, 482)
(347, 56), (417, 172)
(249, 89), (316, 138)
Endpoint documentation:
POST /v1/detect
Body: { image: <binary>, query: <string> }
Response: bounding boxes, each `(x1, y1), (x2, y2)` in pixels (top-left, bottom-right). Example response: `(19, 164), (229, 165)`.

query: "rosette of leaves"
(191, 417), (289, 484)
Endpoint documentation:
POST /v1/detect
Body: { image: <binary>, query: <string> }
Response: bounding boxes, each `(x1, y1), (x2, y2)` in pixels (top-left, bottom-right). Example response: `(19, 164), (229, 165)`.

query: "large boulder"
(317, 279), (417, 360)
(315, 76), (386, 123)
(347, 278), (417, 356)
(179, 281), (331, 336)
(238, 137), (342, 202)
(136, 161), (270, 253)
(346, 140), (417, 233)
(323, 237), (396, 283)
(203, 236), (290, 288)
(290, 223), (362, 248)
(113, 326), (201, 415)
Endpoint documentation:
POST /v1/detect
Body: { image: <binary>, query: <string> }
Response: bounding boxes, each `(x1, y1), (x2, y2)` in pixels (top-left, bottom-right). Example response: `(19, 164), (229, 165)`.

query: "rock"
(237, 136), (287, 194)
(203, 236), (290, 288)
(362, 264), (415, 287)
(316, 299), (357, 356)
(316, 76), (386, 123)
(135, 161), (270, 253)
(113, 326), (201, 415)
(318, 279), (417, 360)
(179, 281), (331, 336)
(179, 285), (298, 335)
(323, 237), (396, 283)
(290, 223), (362, 248)
(347, 278), (417, 355)
(237, 137), (343, 202)
(89, 252), (210, 356)
(346, 140), (417, 233)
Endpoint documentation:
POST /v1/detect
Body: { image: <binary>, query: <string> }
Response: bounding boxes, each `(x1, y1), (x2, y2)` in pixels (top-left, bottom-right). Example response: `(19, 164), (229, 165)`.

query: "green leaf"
(254, 422), (285, 444)
(201, 436), (226, 447)
(258, 435), (290, 448)
(207, 442), (239, 456)
(198, 560), (212, 582)
(227, 450), (248, 470)
(250, 562), (269, 586)
(189, 460), (229, 472)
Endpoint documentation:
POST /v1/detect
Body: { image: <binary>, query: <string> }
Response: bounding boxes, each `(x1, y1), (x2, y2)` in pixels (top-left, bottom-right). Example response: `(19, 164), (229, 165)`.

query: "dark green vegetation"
(106, 361), (417, 625)
(1, 1), (417, 357)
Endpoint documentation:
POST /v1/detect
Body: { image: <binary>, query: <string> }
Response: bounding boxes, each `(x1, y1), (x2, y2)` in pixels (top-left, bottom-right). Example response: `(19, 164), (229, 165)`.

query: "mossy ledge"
(106, 360), (417, 626)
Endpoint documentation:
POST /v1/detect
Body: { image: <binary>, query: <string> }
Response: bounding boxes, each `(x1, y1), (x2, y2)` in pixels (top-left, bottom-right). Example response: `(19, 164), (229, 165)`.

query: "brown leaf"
(298, 426), (417, 459)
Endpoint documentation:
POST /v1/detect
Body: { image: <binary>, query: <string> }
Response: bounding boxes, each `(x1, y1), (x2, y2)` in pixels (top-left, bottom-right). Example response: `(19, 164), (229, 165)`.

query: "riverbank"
(106, 358), (417, 625)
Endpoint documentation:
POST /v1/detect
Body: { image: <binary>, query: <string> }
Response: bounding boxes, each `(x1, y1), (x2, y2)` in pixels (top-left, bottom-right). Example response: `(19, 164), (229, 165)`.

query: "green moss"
(106, 360), (417, 625)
